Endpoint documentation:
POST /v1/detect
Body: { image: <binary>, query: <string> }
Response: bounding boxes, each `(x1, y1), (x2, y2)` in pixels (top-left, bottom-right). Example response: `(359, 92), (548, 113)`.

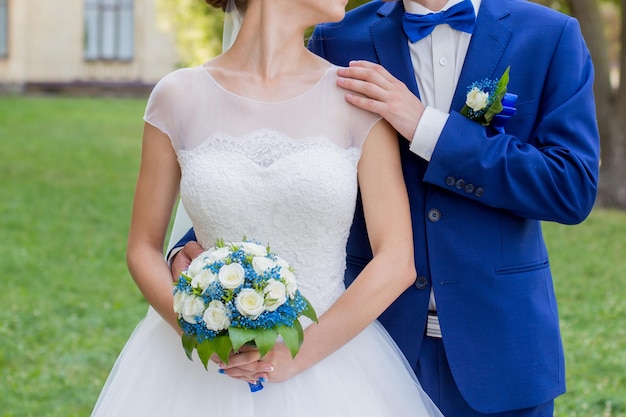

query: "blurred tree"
(156, 0), (224, 66)
(158, 0), (625, 208)
(157, 0), (370, 64)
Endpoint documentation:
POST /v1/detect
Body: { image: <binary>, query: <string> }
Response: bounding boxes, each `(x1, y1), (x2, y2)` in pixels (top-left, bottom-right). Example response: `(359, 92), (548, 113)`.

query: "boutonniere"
(460, 66), (517, 133)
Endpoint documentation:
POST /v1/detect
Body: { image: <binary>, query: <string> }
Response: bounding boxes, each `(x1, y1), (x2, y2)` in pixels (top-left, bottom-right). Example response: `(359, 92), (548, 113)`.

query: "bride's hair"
(205, 0), (247, 12)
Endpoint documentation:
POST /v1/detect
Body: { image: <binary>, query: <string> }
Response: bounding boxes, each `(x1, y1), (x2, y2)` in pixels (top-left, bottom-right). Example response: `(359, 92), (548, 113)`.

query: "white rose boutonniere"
(460, 66), (517, 133)
(466, 87), (490, 112)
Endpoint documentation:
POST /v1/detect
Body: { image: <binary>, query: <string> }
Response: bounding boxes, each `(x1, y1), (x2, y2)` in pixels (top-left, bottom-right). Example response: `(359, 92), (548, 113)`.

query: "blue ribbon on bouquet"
(248, 379), (264, 392)
(491, 93), (518, 134)
(219, 369), (265, 392)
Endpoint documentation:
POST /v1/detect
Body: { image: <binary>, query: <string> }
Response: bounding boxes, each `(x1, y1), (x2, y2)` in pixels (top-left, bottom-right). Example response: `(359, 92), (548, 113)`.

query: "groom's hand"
(170, 241), (204, 281)
(337, 60), (425, 141)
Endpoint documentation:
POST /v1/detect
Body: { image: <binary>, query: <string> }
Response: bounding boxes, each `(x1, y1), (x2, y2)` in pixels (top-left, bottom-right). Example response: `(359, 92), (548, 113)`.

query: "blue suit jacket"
(307, 0), (600, 413)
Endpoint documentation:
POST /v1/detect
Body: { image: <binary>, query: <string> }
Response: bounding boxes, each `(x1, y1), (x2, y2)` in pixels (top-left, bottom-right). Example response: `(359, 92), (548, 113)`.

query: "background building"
(0, 0), (179, 95)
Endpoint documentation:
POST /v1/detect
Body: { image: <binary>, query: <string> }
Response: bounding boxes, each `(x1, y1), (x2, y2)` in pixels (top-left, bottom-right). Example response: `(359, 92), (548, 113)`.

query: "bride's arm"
(126, 123), (182, 333)
(221, 119), (416, 383)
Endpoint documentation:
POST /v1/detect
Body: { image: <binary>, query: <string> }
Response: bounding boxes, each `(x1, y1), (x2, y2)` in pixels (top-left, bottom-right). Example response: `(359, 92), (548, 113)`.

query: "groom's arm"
(166, 227), (196, 260)
(168, 228), (202, 280)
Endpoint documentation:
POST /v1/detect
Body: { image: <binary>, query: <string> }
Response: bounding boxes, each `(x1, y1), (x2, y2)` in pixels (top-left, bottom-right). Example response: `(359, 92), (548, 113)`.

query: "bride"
(90, 0), (444, 415)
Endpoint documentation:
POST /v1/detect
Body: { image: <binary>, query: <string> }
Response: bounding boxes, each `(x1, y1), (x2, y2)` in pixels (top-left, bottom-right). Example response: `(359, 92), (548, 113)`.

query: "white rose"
(182, 294), (206, 324)
(218, 263), (246, 289)
(252, 256), (276, 276)
(263, 279), (287, 311)
(239, 242), (268, 257)
(275, 256), (290, 270)
(191, 268), (217, 290)
(208, 246), (232, 262)
(236, 288), (265, 318)
(282, 269), (298, 299)
(173, 291), (186, 315)
(203, 300), (231, 331)
(186, 253), (210, 277)
(466, 87), (489, 112)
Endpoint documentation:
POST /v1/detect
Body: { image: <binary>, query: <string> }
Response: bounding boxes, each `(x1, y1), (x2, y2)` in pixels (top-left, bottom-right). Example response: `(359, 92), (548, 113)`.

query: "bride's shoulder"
(150, 66), (207, 99)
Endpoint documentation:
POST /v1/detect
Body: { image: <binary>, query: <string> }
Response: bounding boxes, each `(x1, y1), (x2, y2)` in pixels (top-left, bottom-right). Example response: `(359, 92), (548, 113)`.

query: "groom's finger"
(344, 60), (396, 87)
(170, 241), (204, 281)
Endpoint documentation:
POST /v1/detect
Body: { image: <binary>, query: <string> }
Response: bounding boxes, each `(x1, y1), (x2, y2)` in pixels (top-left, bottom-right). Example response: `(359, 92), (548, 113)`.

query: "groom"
(169, 0), (600, 415)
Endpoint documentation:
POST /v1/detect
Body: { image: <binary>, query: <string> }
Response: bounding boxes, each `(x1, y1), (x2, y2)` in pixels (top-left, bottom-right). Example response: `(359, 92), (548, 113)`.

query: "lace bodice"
(144, 65), (380, 315)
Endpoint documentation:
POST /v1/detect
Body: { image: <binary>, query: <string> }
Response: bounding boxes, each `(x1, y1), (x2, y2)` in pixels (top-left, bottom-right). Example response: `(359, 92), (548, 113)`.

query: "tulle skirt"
(91, 307), (443, 417)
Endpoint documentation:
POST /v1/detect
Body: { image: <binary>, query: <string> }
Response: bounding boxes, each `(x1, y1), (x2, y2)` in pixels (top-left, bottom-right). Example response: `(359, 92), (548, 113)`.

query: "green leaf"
(214, 334), (234, 364)
(495, 66), (510, 95)
(277, 325), (301, 358)
(483, 99), (504, 125)
(301, 296), (318, 323)
(197, 338), (217, 370)
(484, 66), (510, 124)
(254, 328), (278, 358)
(229, 326), (258, 352)
(293, 318), (305, 346)
(181, 333), (197, 361)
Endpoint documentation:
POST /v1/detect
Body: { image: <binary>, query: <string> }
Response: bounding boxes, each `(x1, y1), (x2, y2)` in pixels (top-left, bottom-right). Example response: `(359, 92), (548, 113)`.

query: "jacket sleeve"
(166, 227), (197, 261)
(424, 17), (600, 225)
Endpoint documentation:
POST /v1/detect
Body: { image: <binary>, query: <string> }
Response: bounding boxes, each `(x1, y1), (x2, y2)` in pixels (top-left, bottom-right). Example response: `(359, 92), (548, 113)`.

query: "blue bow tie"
(403, 0), (476, 43)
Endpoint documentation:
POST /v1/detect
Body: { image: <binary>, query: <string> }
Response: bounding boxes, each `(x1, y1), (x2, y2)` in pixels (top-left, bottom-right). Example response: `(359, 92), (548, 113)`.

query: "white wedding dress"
(91, 65), (443, 417)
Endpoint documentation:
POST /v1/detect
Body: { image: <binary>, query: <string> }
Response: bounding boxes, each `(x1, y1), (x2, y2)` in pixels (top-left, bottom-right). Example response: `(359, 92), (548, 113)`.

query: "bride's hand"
(218, 343), (297, 384)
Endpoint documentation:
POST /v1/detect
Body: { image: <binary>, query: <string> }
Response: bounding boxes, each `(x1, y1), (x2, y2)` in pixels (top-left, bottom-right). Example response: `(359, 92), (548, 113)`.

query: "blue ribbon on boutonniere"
(491, 92), (518, 134)
(460, 66), (517, 134)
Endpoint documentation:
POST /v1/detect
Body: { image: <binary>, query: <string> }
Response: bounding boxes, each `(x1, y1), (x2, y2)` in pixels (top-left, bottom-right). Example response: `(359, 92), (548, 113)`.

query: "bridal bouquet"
(173, 238), (317, 376)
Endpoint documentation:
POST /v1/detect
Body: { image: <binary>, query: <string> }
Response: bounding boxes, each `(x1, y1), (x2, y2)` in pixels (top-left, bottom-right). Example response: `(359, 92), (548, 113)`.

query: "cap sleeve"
(143, 69), (189, 150)
(322, 66), (382, 149)
(348, 101), (383, 149)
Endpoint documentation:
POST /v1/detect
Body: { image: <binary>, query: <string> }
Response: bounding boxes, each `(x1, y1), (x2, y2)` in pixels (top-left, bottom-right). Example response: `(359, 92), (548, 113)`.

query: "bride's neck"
(222, 3), (321, 80)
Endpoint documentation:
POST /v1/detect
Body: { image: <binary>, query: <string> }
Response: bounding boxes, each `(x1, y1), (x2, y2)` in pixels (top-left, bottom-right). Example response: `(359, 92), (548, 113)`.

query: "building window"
(0, 0), (8, 58)
(84, 0), (134, 61)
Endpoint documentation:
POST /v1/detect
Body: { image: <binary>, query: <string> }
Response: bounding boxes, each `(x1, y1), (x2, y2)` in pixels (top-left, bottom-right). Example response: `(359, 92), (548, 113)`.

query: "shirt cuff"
(409, 107), (449, 161)
(167, 246), (183, 265)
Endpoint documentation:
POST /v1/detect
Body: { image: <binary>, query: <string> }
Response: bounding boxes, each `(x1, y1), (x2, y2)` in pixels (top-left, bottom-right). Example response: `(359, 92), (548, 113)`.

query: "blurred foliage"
(156, 0), (224, 66)
(156, 0), (371, 66)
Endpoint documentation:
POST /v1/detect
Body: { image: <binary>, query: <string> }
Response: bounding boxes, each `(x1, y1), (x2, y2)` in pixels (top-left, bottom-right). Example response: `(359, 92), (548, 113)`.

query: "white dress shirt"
(405, 0), (481, 161)
(402, 0), (481, 328)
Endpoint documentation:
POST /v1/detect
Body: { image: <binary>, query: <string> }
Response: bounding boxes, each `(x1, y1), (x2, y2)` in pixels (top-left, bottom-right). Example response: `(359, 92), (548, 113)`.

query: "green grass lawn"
(0, 96), (624, 416)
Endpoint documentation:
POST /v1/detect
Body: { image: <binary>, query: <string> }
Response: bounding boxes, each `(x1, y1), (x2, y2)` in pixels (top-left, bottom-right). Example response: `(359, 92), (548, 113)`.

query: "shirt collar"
(402, 0), (481, 16)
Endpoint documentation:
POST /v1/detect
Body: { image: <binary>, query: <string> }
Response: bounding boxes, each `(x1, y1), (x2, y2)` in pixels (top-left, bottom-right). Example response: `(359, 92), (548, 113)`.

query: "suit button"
(427, 208), (441, 222)
(454, 179), (465, 189)
(464, 183), (475, 193)
(414, 276), (429, 290)
(445, 176), (456, 186)
(475, 187), (485, 197)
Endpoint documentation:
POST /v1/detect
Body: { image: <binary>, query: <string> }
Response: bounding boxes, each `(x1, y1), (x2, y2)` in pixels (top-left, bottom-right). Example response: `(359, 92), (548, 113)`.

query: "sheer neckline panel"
(200, 64), (336, 104)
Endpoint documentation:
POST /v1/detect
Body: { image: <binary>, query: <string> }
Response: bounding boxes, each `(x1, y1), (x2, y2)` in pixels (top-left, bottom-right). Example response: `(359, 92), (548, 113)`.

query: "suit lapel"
(367, 0), (513, 111)
(451, 0), (513, 111)
(370, 2), (421, 99)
